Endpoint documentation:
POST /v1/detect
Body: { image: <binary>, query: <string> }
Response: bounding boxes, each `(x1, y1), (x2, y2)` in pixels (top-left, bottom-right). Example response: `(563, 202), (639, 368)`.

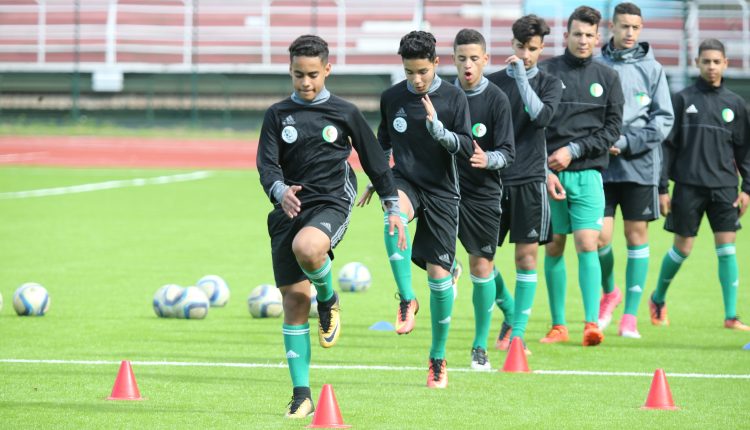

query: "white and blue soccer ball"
(153, 284), (185, 318)
(173, 286), (210, 319)
(13, 282), (50, 316)
(309, 284), (318, 318)
(248, 284), (283, 318)
(196, 274), (230, 307)
(338, 262), (371, 292)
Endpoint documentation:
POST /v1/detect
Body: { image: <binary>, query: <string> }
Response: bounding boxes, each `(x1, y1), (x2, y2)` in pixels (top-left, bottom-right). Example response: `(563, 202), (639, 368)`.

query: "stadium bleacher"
(0, 0), (748, 115)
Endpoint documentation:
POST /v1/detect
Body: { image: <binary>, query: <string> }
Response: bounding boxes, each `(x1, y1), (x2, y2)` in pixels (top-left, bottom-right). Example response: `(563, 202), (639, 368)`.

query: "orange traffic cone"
(107, 360), (143, 401)
(501, 337), (530, 373)
(306, 384), (351, 428)
(642, 368), (678, 410)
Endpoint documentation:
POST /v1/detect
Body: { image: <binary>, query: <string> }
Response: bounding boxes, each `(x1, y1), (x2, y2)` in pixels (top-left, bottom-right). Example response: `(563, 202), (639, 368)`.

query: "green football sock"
(471, 273), (495, 349)
(301, 256), (333, 302)
(511, 269), (537, 341)
(429, 275), (454, 359)
(598, 244), (615, 294)
(544, 254), (567, 326)
(716, 244), (738, 319)
(282, 323), (311, 388)
(624, 244), (649, 316)
(652, 246), (686, 304)
(493, 268), (515, 322)
(384, 213), (414, 300)
(578, 250), (601, 323)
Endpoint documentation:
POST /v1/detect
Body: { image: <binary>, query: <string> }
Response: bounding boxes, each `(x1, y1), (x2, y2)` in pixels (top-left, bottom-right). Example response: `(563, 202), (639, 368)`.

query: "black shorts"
(604, 182), (659, 221)
(267, 203), (350, 287)
(458, 197), (501, 259)
(498, 181), (552, 245)
(664, 183), (741, 237)
(396, 175), (458, 271)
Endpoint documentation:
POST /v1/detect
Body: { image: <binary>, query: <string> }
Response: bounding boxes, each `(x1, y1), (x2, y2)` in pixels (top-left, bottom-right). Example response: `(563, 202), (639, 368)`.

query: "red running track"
(0, 136), (364, 169)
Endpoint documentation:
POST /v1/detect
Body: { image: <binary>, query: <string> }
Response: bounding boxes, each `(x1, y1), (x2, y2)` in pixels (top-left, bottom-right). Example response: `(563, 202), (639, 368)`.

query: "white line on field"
(0, 170), (213, 199)
(1, 359), (748, 380)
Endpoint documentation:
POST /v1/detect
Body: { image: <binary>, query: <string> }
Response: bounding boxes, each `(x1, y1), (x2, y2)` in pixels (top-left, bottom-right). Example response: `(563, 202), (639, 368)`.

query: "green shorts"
(549, 169), (605, 234)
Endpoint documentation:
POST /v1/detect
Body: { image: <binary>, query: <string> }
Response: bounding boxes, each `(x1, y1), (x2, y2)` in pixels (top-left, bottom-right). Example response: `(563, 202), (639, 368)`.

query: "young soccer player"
(487, 14), (562, 352)
(257, 35), (405, 418)
(593, 2), (674, 338)
(650, 38), (750, 330)
(451, 28), (515, 370)
(538, 6), (624, 346)
(360, 30), (473, 387)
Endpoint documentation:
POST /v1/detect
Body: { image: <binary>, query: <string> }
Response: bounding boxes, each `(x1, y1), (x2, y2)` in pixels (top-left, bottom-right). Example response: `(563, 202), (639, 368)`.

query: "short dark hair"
(288, 34), (329, 63)
(398, 31), (437, 62)
(698, 38), (726, 57)
(512, 14), (550, 44)
(567, 6), (601, 31)
(613, 2), (642, 21)
(453, 28), (486, 51)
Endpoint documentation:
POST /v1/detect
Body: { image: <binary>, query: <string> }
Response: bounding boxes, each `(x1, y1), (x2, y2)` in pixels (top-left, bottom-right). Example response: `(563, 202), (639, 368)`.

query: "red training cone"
(500, 337), (530, 373)
(107, 360), (143, 401)
(306, 384), (351, 428)
(642, 368), (678, 410)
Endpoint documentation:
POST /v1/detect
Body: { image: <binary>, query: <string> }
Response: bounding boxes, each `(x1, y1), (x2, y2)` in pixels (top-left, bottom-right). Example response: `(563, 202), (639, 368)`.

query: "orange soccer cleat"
(427, 358), (448, 388)
(724, 317), (750, 331)
(582, 322), (604, 346)
(495, 321), (512, 350)
(648, 295), (670, 326)
(395, 295), (419, 335)
(539, 324), (569, 344)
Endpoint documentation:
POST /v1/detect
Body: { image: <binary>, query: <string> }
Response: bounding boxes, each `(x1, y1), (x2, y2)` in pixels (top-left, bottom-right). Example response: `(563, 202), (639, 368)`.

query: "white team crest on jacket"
(589, 83), (604, 97)
(636, 92), (651, 106)
(281, 126), (298, 143)
(722, 108), (735, 123)
(322, 125), (338, 142)
(393, 117), (407, 133)
(472, 123), (487, 138)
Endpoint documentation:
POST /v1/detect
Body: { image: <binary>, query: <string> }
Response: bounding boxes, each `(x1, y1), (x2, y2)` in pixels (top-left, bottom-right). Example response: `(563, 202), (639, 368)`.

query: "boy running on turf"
(650, 38), (750, 330)
(593, 2), (674, 338)
(451, 28), (515, 370)
(487, 14), (562, 352)
(257, 35), (405, 418)
(538, 6), (624, 346)
(359, 30), (473, 388)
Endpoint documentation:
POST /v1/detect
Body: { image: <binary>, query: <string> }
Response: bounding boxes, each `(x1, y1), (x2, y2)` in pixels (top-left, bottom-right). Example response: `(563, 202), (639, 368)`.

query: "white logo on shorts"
(281, 126), (298, 143)
(393, 117), (407, 133)
(527, 228), (538, 238)
(438, 254), (451, 264)
(481, 245), (494, 253)
(320, 222), (332, 232)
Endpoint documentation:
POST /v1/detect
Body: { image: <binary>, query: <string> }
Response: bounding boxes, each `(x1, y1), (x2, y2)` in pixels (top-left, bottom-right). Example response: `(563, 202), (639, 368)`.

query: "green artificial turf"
(1, 167), (748, 429)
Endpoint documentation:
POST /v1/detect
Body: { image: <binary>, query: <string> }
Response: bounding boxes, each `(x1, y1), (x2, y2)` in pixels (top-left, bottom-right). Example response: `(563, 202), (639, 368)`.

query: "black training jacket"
(660, 78), (750, 194)
(258, 94), (397, 209)
(540, 49), (624, 172)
